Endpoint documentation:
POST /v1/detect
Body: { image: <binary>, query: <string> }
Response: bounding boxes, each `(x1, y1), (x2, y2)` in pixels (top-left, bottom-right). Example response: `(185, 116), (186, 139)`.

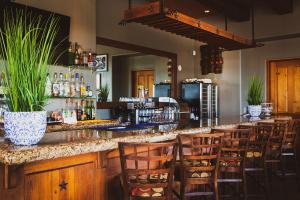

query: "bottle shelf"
(50, 96), (97, 100)
(63, 65), (99, 72)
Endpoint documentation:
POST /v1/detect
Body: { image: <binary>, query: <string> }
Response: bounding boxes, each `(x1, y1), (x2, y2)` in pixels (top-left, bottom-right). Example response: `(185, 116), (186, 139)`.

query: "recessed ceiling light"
(204, 10), (210, 14)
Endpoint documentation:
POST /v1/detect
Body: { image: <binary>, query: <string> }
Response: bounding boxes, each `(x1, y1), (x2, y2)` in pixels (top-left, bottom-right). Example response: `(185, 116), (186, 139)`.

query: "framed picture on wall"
(95, 54), (108, 71)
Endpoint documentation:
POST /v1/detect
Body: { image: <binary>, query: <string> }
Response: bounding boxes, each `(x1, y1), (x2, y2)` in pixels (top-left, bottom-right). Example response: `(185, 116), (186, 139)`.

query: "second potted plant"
(247, 76), (263, 117)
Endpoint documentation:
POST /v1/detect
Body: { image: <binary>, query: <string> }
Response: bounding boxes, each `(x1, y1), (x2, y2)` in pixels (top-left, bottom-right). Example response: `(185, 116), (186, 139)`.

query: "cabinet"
(0, 153), (106, 200)
(25, 162), (95, 200)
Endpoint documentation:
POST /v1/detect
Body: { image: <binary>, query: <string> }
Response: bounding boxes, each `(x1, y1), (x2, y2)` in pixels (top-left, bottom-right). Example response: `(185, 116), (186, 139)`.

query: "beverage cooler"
(181, 81), (219, 119)
(154, 83), (171, 98)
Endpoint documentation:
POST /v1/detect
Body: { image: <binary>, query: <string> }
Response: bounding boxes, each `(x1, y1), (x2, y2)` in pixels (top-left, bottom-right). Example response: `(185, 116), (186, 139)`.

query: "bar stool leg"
(214, 181), (219, 200)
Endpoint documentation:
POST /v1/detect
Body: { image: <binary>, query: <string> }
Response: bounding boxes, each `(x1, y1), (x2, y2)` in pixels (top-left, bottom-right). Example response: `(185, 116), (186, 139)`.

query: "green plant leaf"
(0, 9), (58, 112)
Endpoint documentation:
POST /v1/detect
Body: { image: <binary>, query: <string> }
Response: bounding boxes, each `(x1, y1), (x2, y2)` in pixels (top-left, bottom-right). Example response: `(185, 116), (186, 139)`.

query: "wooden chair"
(275, 119), (299, 180)
(118, 141), (178, 200)
(177, 132), (223, 200)
(238, 124), (273, 199)
(256, 121), (288, 198)
(212, 128), (251, 200)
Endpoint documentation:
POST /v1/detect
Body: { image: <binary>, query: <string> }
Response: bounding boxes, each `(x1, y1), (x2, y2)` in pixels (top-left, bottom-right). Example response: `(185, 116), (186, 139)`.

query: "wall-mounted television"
(0, 1), (71, 65)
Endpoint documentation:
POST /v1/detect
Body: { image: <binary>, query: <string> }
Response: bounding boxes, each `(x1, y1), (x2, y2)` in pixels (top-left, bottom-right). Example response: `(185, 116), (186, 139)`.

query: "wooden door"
(132, 70), (154, 97)
(268, 59), (300, 114)
(25, 162), (96, 200)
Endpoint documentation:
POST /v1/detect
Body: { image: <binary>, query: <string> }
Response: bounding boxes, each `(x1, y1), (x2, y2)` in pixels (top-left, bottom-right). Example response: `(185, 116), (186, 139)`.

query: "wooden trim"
(96, 36), (176, 59)
(24, 153), (98, 175)
(96, 36), (178, 97)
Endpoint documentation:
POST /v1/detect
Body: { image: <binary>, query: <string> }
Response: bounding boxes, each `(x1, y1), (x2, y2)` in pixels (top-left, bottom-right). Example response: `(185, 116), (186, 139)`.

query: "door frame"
(266, 57), (300, 113)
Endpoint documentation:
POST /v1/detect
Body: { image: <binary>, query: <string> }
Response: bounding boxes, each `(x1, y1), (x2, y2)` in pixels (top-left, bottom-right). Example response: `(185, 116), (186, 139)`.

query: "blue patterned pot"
(4, 111), (47, 145)
(248, 105), (262, 117)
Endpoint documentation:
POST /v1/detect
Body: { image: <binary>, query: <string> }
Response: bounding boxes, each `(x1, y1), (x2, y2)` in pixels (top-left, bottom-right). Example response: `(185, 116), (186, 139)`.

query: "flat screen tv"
(0, 1), (71, 65)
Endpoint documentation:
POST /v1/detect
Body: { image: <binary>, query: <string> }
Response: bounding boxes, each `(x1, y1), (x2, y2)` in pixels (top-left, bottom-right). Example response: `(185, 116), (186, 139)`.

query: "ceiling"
(146, 0), (294, 22)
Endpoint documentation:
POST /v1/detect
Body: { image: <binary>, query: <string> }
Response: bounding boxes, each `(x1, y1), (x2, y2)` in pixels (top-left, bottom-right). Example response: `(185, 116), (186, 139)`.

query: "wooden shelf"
(50, 96), (97, 100)
(122, 2), (257, 50)
(97, 102), (127, 109)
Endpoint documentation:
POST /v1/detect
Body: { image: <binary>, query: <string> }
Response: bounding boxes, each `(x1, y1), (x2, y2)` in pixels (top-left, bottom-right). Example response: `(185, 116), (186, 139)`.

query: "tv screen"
(0, 1), (71, 65)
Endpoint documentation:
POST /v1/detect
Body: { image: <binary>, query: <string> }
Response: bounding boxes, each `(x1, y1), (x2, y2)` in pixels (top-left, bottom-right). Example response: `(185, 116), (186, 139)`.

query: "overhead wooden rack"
(122, 1), (256, 50)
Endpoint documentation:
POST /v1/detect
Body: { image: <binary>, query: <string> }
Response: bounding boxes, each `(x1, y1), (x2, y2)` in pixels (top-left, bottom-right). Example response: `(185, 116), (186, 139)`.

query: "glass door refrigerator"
(181, 82), (219, 119)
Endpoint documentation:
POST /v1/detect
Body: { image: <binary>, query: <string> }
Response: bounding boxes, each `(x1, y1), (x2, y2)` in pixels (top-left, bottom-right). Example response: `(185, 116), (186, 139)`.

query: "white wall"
(16, 0), (96, 51)
(198, 51), (241, 117)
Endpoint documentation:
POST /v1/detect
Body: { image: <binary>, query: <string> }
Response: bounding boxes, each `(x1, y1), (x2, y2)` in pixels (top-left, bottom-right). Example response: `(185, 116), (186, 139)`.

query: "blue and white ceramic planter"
(4, 111), (47, 146)
(248, 105), (262, 117)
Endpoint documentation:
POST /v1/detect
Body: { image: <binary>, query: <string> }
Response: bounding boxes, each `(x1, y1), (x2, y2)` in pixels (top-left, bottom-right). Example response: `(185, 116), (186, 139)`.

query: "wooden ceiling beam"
(123, 1), (256, 50)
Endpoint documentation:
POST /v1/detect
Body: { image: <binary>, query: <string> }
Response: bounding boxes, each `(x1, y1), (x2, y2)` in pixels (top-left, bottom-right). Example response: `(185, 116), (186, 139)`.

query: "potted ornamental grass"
(0, 11), (58, 145)
(247, 76), (263, 117)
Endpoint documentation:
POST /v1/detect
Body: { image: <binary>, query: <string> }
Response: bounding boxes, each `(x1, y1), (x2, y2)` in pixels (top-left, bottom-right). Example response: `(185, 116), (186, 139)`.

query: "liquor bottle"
(90, 101), (96, 120)
(58, 73), (65, 97)
(81, 100), (87, 120)
(74, 43), (80, 65)
(45, 73), (52, 96)
(52, 73), (60, 97)
(67, 42), (74, 66)
(88, 50), (93, 67)
(83, 51), (88, 66)
(0, 73), (5, 98)
(70, 74), (76, 97)
(80, 74), (86, 97)
(64, 73), (70, 97)
(75, 73), (80, 97)
(76, 100), (82, 121)
(85, 100), (91, 120)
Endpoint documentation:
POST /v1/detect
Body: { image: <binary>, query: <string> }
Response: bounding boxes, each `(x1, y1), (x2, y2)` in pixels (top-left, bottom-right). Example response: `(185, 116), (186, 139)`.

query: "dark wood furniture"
(212, 128), (251, 200)
(122, 1), (256, 50)
(177, 132), (223, 200)
(118, 141), (178, 200)
(238, 124), (273, 199)
(0, 153), (105, 200)
(275, 119), (300, 179)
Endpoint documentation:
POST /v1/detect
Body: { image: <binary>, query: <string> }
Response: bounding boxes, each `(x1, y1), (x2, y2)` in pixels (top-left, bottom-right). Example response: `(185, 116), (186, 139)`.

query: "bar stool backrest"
(275, 119), (299, 151)
(239, 124), (272, 158)
(177, 133), (223, 184)
(257, 121), (288, 160)
(211, 128), (251, 174)
(118, 141), (177, 200)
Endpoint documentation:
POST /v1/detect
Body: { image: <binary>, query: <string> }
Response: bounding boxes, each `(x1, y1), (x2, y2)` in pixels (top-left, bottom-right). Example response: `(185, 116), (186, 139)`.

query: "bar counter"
(0, 116), (289, 200)
(0, 116), (277, 165)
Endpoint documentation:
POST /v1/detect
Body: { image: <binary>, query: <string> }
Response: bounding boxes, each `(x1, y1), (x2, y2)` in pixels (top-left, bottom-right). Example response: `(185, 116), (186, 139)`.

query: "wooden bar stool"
(212, 128), (251, 200)
(177, 132), (223, 200)
(118, 141), (178, 200)
(257, 121), (288, 199)
(238, 124), (273, 200)
(275, 119), (300, 187)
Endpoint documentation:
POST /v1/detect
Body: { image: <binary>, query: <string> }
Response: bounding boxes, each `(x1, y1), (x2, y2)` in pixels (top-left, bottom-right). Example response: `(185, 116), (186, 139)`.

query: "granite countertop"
(0, 116), (290, 165)
(45, 120), (120, 132)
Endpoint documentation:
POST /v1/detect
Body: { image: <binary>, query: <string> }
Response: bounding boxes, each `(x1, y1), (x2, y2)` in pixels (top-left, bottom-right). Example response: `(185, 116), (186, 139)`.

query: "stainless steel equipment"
(181, 81), (219, 119)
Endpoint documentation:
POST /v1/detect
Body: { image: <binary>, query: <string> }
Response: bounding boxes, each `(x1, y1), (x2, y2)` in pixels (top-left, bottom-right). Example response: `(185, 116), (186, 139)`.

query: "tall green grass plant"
(0, 10), (58, 112)
(247, 76), (263, 105)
